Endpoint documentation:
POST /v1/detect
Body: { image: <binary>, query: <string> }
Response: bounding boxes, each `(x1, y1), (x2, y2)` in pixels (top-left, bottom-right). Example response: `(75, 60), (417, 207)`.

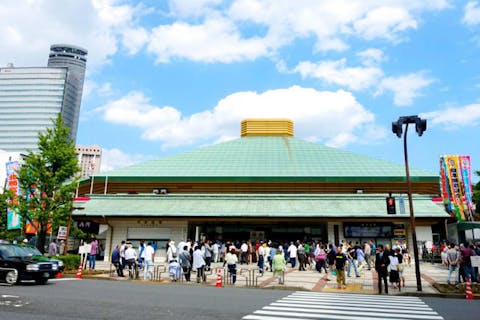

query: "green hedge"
(58, 254), (81, 271)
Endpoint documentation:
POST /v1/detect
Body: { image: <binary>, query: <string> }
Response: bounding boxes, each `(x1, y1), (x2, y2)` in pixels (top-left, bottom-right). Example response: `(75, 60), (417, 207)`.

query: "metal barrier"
(238, 268), (252, 286)
(0, 267), (18, 285)
(153, 264), (166, 281)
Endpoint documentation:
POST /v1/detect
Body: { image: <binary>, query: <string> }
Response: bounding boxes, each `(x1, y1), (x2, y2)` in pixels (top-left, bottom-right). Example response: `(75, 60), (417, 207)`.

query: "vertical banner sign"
(459, 155), (474, 220)
(6, 161), (21, 230)
(439, 156), (452, 213)
(440, 155), (474, 221)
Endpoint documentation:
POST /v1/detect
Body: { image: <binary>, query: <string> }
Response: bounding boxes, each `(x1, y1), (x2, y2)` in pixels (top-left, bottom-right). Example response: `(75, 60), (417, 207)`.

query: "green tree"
(8, 115), (79, 252)
(474, 170), (480, 216)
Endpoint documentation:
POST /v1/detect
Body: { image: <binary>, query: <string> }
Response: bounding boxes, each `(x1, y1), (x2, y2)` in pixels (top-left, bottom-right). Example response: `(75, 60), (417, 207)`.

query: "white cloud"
(169, 0), (223, 18)
(96, 86), (385, 149)
(100, 148), (155, 173)
(147, 18), (270, 63)
(140, 0), (451, 63)
(353, 6), (417, 41)
(377, 72), (434, 106)
(0, 0), (150, 69)
(293, 58), (384, 91)
(0, 1), (452, 67)
(463, 1), (480, 25)
(357, 48), (385, 66)
(420, 104), (480, 128)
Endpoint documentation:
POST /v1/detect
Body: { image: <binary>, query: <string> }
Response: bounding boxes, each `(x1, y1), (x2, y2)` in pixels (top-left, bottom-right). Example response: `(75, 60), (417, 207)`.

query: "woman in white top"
(224, 248), (238, 284)
(193, 244), (206, 283)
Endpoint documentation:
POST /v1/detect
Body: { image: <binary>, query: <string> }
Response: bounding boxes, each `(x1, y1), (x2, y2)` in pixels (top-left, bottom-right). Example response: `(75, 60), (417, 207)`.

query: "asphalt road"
(0, 279), (479, 320)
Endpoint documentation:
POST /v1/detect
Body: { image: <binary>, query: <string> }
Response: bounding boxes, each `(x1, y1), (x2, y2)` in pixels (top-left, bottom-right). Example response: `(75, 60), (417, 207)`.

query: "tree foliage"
(8, 115), (79, 252)
(474, 170), (480, 216)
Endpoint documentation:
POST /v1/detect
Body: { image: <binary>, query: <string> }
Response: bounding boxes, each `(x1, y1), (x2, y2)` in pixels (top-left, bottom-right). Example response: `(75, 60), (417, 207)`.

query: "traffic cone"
(75, 264), (83, 279)
(215, 269), (223, 288)
(56, 272), (63, 278)
(465, 278), (474, 300)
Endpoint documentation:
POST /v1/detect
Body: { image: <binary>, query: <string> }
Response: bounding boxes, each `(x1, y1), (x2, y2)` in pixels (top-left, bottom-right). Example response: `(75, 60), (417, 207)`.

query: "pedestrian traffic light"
(386, 196), (396, 214)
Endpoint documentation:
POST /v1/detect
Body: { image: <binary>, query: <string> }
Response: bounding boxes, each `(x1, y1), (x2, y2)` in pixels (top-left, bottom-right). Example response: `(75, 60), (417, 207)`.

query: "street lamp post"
(392, 115), (427, 292)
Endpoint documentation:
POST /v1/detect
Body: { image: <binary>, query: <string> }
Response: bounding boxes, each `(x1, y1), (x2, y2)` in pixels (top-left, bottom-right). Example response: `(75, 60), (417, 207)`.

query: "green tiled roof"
(97, 137), (436, 182)
(74, 194), (447, 218)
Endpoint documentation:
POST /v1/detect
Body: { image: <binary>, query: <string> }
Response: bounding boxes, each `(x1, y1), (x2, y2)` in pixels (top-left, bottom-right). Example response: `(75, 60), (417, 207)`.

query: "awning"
(73, 193), (449, 219)
(457, 221), (480, 231)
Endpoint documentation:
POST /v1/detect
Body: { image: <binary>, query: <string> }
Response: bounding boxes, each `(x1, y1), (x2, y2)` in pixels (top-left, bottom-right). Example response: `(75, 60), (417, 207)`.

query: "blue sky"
(1, 0), (479, 180)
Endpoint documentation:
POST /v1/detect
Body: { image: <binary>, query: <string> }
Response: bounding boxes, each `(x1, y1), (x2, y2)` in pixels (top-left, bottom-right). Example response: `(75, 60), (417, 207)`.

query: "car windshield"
(0, 244), (30, 258)
(22, 246), (43, 256)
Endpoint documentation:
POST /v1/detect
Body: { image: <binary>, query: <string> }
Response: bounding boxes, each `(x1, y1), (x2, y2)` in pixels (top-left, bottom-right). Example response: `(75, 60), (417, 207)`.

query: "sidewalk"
(89, 260), (470, 296)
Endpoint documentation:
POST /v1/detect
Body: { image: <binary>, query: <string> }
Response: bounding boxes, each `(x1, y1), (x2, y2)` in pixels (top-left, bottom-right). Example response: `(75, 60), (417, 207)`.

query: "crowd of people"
(441, 242), (480, 285)
(106, 236), (480, 294)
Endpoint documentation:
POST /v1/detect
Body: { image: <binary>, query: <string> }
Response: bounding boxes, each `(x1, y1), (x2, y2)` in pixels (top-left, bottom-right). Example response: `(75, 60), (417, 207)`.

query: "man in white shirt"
(124, 242), (137, 277)
(240, 241), (248, 264)
(143, 242), (155, 280)
(287, 242), (298, 268)
(193, 245), (206, 283)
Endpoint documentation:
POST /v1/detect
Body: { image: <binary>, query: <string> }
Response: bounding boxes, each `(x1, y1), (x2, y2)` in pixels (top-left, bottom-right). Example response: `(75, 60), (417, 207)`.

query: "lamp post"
(392, 115), (427, 292)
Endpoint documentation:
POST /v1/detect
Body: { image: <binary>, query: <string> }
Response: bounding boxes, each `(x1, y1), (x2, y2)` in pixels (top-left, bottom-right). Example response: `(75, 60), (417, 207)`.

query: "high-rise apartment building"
(0, 44), (87, 153)
(76, 145), (102, 178)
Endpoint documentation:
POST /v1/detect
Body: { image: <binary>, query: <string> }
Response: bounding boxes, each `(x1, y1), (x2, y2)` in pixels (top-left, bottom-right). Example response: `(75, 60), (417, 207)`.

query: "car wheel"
(35, 278), (48, 285)
(5, 270), (18, 285)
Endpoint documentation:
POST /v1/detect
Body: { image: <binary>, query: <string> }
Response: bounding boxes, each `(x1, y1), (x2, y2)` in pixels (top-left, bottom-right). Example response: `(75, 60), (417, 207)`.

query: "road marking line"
(263, 306), (443, 319)
(50, 278), (81, 281)
(282, 297), (429, 310)
(253, 310), (429, 320)
(271, 302), (436, 314)
(291, 291), (423, 302)
(283, 296), (429, 306)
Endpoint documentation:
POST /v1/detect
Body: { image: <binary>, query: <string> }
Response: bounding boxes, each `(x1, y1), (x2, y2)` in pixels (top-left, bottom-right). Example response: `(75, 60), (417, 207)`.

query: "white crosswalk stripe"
(242, 292), (444, 320)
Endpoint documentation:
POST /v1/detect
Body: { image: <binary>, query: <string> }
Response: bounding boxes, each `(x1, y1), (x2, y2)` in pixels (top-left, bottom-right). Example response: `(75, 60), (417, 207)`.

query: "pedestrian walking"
(193, 245), (206, 283)
(111, 244), (124, 277)
(224, 248), (238, 284)
(375, 244), (389, 294)
(89, 237), (98, 270)
(143, 242), (155, 280)
(333, 249), (347, 289)
(273, 249), (286, 284)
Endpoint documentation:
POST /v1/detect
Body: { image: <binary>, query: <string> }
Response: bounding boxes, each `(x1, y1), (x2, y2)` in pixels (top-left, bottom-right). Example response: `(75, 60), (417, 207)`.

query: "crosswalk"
(242, 291), (444, 320)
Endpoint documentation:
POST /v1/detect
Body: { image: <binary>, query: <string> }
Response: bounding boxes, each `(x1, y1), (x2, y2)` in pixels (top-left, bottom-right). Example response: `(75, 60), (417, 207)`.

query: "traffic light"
(386, 196), (396, 214)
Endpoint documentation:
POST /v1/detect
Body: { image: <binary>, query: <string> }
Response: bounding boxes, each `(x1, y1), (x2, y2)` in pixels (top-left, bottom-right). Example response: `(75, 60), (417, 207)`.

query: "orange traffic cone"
(75, 264), (83, 279)
(466, 278), (474, 300)
(56, 272), (63, 278)
(215, 269), (223, 288)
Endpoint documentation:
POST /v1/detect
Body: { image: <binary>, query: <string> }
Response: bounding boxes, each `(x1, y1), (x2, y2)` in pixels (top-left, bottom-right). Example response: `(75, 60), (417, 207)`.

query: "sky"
(1, 0), (479, 180)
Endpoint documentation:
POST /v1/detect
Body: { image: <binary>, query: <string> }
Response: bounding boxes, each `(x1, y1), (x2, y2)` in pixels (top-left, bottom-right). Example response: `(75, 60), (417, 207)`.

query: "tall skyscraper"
(0, 44), (87, 153)
(76, 145), (102, 178)
(47, 44), (87, 140)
